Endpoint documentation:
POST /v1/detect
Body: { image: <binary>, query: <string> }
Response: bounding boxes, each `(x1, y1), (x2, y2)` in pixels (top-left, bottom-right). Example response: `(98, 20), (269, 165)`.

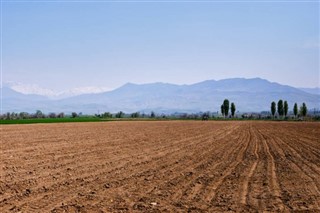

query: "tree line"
(220, 99), (236, 118)
(270, 100), (307, 119)
(1, 100), (315, 121)
(0, 110), (80, 120)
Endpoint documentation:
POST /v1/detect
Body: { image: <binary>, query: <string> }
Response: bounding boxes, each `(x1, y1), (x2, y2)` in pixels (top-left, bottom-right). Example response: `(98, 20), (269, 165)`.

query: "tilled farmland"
(1, 121), (319, 212)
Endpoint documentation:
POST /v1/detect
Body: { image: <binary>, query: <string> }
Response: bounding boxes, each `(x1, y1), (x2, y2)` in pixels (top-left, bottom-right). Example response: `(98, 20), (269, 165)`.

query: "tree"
(11, 112), (18, 119)
(277, 100), (284, 118)
(202, 113), (209, 121)
(71, 112), (78, 118)
(150, 111), (155, 118)
(221, 104), (225, 117)
(57, 112), (65, 118)
(284, 101), (288, 118)
(293, 103), (298, 118)
(102, 112), (112, 118)
(223, 99), (230, 117)
(271, 101), (276, 118)
(19, 112), (29, 119)
(48, 113), (56, 118)
(231, 102), (236, 117)
(6, 112), (11, 120)
(115, 111), (124, 118)
(35, 110), (43, 118)
(300, 103), (307, 117)
(131, 112), (140, 118)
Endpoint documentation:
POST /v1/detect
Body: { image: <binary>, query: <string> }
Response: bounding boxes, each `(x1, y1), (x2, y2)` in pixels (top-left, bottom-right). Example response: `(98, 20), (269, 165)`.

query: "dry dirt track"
(1, 121), (320, 212)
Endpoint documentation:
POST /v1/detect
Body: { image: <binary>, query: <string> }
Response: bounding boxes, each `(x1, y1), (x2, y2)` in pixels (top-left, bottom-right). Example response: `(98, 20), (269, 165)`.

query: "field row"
(1, 121), (319, 212)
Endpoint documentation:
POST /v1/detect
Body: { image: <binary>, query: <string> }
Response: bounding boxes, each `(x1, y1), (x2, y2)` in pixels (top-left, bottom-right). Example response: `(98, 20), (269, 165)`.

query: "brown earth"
(0, 121), (319, 212)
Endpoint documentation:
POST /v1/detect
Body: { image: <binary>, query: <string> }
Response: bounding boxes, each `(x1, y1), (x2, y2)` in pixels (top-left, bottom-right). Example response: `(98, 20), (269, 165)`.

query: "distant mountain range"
(298, 87), (320, 95)
(1, 78), (320, 114)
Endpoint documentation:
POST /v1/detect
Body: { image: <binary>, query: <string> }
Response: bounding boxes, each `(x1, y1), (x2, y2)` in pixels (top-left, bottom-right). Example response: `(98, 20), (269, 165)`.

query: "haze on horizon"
(2, 1), (320, 94)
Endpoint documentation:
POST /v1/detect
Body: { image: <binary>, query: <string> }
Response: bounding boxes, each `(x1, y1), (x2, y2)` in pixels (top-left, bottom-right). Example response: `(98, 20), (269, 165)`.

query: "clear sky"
(2, 0), (320, 93)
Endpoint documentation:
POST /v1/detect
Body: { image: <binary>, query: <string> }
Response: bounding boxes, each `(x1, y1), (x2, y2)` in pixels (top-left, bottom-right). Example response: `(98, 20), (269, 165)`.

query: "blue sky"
(2, 0), (319, 93)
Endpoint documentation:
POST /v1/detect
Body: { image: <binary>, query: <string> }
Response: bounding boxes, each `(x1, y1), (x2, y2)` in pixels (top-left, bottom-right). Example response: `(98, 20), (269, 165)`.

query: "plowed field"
(1, 121), (319, 212)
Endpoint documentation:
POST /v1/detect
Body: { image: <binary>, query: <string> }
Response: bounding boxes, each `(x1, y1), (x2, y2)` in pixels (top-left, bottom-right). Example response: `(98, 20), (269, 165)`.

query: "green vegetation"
(220, 104), (224, 117)
(115, 111), (125, 118)
(271, 101), (276, 118)
(300, 102), (307, 117)
(269, 101), (314, 121)
(277, 100), (284, 118)
(0, 117), (103, 125)
(293, 103), (298, 118)
(231, 102), (236, 117)
(1, 99), (318, 125)
(221, 99), (237, 118)
(131, 112), (140, 118)
(223, 99), (230, 117)
(71, 112), (78, 118)
(284, 101), (288, 117)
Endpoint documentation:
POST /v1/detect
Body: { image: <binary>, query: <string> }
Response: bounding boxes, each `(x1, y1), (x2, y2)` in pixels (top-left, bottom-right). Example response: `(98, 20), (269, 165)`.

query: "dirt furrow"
(170, 129), (244, 208)
(269, 136), (320, 210)
(240, 124), (259, 206)
(1, 121), (319, 212)
(258, 130), (286, 211)
(202, 124), (251, 205)
(276, 138), (320, 191)
(258, 124), (320, 211)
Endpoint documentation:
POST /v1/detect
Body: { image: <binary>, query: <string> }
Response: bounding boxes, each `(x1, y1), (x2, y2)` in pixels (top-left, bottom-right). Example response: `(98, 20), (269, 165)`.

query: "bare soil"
(1, 121), (319, 212)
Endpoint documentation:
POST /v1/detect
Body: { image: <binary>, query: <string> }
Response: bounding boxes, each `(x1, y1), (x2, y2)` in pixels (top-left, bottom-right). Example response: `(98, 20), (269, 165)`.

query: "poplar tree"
(284, 101), (288, 117)
(300, 103), (307, 117)
(231, 102), (236, 117)
(293, 103), (298, 118)
(223, 99), (230, 117)
(221, 104), (225, 117)
(277, 100), (284, 118)
(271, 101), (276, 118)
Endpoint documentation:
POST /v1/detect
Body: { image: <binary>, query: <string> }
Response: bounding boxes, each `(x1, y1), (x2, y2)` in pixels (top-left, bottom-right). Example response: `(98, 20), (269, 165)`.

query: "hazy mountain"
(298, 87), (320, 95)
(1, 87), (51, 112)
(2, 87), (45, 100)
(2, 78), (320, 114)
(3, 81), (112, 99)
